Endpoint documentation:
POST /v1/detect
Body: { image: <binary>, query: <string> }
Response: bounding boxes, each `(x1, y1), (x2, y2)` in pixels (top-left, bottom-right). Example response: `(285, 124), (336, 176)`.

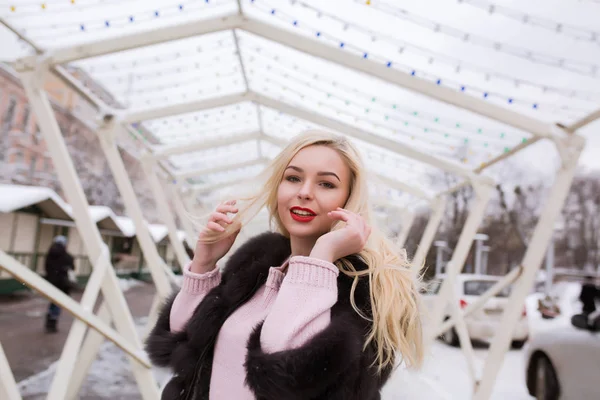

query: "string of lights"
(240, 38), (590, 122)
(259, 81), (515, 166)
(79, 40), (235, 73)
(261, 118), (438, 176)
(247, 62), (517, 150)
(144, 104), (254, 130)
(290, 0), (600, 103)
(356, 0), (599, 77)
(151, 122), (257, 148)
(107, 69), (240, 96)
(248, 0), (596, 117)
(457, 0), (600, 43)
(257, 73), (476, 159)
(148, 117), (256, 140)
(240, 44), (550, 140)
(146, 112), (256, 134)
(88, 50), (238, 82)
(254, 70), (517, 156)
(14, 0), (227, 37)
(3, 0), (125, 17)
(126, 85), (244, 107)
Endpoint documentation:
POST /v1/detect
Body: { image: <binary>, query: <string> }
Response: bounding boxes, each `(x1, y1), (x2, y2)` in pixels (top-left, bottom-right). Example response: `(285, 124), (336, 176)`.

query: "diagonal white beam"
(261, 134), (433, 200)
(152, 130), (262, 159)
(177, 157), (269, 180)
(240, 17), (556, 139)
(121, 90), (483, 184)
(16, 13), (244, 67)
(251, 92), (477, 180)
(566, 108), (600, 133)
(122, 92), (251, 123)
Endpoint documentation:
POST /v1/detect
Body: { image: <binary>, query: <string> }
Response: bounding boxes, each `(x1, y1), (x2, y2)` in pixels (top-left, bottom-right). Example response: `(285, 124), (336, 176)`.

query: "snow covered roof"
(0, 184), (72, 220)
(148, 224), (169, 243)
(87, 205), (123, 232)
(4, 0), (599, 209)
(113, 216), (185, 243)
(113, 216), (137, 237)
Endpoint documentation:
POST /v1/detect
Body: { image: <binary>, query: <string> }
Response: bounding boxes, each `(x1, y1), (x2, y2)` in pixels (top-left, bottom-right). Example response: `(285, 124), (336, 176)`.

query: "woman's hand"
(190, 200), (240, 274)
(309, 208), (371, 263)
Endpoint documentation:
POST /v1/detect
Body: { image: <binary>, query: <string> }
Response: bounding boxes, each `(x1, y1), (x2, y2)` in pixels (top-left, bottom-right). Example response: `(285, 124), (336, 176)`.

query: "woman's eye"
(321, 182), (336, 189)
(286, 176), (300, 183)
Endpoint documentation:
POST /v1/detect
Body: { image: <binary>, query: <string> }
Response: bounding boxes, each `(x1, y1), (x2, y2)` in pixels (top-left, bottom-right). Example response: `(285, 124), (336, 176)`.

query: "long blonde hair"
(201, 130), (424, 371)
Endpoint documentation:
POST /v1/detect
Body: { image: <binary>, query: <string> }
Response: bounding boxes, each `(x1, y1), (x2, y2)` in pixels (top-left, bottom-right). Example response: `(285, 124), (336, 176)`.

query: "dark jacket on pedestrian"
(145, 232), (394, 400)
(45, 242), (75, 294)
(580, 282), (599, 314)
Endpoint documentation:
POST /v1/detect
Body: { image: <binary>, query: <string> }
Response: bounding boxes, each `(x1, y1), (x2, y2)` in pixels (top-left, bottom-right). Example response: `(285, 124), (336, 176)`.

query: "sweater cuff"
(181, 262), (221, 294)
(286, 256), (339, 289)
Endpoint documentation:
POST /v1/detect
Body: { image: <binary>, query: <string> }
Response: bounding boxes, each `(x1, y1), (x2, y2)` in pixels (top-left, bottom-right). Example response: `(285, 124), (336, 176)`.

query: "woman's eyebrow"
(286, 166), (340, 182)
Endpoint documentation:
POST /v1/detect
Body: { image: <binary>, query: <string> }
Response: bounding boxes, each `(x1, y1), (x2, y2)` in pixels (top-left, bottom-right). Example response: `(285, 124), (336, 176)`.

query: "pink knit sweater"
(169, 256), (339, 399)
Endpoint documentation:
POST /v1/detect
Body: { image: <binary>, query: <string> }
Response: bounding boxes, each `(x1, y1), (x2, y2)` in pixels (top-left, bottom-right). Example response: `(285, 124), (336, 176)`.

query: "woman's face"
(277, 145), (351, 241)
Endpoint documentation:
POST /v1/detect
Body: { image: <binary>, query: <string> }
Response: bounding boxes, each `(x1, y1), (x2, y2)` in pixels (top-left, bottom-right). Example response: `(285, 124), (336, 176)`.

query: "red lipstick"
(290, 206), (316, 223)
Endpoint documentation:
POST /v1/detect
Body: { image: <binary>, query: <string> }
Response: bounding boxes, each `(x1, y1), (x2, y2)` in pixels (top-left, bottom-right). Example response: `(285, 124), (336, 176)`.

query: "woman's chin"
(285, 225), (321, 239)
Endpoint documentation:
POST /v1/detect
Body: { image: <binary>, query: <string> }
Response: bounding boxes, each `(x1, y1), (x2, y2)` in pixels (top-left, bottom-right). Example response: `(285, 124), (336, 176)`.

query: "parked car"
(423, 274), (529, 348)
(524, 325), (600, 400)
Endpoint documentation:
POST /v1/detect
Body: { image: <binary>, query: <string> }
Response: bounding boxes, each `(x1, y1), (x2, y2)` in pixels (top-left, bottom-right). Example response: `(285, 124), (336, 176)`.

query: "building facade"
(0, 63), (159, 221)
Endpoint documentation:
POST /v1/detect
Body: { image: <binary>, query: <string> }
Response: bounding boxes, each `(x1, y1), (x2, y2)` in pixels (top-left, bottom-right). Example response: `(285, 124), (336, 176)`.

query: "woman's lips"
(290, 206), (316, 223)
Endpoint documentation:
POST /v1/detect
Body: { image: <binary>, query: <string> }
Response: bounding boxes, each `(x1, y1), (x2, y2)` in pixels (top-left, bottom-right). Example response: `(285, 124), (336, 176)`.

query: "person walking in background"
(44, 235), (75, 333)
(579, 275), (599, 316)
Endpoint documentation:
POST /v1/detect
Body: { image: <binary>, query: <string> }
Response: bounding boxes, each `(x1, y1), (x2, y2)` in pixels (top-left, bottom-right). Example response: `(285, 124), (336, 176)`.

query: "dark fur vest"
(145, 232), (393, 399)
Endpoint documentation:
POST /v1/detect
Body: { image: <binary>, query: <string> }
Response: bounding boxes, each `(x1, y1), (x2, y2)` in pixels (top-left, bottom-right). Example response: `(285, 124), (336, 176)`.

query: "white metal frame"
(16, 68), (163, 400)
(5, 5), (593, 398)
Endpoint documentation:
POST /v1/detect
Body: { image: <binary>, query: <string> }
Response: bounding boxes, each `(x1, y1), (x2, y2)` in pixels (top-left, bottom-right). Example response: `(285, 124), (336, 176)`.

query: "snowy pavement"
(8, 278), (563, 399)
(16, 329), (533, 399)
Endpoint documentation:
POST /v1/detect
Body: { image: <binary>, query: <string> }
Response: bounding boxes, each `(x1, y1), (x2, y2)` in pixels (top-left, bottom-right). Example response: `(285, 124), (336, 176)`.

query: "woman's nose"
(297, 183), (313, 200)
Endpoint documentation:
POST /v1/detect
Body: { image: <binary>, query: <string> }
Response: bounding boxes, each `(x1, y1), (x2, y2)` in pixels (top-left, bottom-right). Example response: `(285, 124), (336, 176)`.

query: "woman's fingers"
(327, 210), (350, 222)
(207, 221), (225, 232)
(216, 203), (238, 214)
(210, 211), (233, 225)
(332, 208), (370, 237)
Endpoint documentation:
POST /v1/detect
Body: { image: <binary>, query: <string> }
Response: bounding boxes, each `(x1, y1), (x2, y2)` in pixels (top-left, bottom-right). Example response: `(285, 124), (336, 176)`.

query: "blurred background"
(0, 0), (599, 399)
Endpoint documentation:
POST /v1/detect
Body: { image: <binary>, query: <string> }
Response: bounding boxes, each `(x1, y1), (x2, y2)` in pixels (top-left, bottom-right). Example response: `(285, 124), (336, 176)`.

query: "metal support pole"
(545, 238), (555, 295)
(65, 302), (111, 400)
(475, 134), (585, 400)
(436, 266), (522, 337)
(446, 268), (479, 389)
(427, 180), (494, 346)
(434, 241), (447, 277)
(474, 234), (489, 275)
(95, 120), (172, 299)
(18, 69), (160, 400)
(0, 251), (148, 367)
(0, 341), (20, 400)
(413, 197), (447, 276)
(396, 209), (415, 249)
(141, 155), (190, 269)
(172, 182), (197, 249)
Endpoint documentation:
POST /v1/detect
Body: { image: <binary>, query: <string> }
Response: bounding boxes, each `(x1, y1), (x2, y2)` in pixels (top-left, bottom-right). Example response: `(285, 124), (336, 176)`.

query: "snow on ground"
(525, 282), (582, 337)
(117, 277), (144, 292)
(382, 342), (532, 400)
(17, 327), (533, 399)
(16, 278), (555, 399)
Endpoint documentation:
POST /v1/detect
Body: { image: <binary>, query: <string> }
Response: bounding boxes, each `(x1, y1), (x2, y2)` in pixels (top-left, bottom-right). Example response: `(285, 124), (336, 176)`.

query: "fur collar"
(145, 231), (390, 400)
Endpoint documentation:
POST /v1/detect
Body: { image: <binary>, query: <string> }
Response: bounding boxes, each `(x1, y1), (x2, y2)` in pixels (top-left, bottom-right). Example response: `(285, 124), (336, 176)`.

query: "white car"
(423, 274), (529, 347)
(524, 324), (600, 400)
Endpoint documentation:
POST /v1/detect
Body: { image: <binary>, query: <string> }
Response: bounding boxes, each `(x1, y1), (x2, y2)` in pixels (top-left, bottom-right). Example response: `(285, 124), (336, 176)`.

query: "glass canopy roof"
(2, 0), (599, 208)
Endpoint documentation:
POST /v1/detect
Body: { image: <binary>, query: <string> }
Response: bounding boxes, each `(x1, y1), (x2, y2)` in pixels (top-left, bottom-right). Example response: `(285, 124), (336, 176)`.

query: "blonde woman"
(146, 131), (423, 400)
